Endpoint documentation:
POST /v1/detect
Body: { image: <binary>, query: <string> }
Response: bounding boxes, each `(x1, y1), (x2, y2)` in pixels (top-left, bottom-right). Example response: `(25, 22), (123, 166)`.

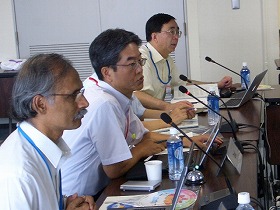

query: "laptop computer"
(216, 137), (243, 175)
(195, 118), (221, 167)
(220, 70), (267, 108)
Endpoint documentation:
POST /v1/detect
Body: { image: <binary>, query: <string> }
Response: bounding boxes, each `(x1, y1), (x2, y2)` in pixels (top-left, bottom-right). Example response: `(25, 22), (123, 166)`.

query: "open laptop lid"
(217, 137), (243, 175)
(196, 117), (221, 167)
(221, 70), (267, 108)
(237, 70), (267, 105)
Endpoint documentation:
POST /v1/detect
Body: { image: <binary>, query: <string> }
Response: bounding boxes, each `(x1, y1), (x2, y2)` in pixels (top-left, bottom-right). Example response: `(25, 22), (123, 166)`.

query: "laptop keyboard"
(221, 98), (241, 108)
(230, 90), (245, 98)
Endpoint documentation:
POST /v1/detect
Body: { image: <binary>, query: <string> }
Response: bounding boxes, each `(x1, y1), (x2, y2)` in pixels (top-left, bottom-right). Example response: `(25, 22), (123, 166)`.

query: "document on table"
(171, 84), (219, 109)
(145, 115), (199, 133)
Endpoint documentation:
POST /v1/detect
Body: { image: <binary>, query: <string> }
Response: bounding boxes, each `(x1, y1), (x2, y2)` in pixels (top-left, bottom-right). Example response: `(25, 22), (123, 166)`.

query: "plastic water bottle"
(235, 192), (254, 210)
(207, 88), (220, 125)
(240, 62), (250, 90)
(167, 128), (184, 180)
(164, 82), (173, 102)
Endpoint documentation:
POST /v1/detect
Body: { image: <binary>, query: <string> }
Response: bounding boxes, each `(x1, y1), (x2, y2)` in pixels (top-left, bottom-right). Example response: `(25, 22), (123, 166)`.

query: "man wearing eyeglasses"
(0, 53), (95, 210)
(61, 28), (221, 200)
(134, 13), (232, 111)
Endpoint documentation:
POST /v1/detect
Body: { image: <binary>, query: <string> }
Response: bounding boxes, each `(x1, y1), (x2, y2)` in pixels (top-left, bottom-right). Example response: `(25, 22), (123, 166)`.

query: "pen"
(186, 108), (197, 111)
(144, 156), (153, 162)
(191, 101), (198, 104)
(155, 140), (167, 144)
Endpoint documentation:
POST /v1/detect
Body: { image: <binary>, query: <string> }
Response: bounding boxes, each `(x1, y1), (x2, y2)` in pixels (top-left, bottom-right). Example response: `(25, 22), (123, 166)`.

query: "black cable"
(250, 196), (265, 210)
(254, 92), (265, 102)
(237, 123), (261, 130)
(241, 142), (266, 201)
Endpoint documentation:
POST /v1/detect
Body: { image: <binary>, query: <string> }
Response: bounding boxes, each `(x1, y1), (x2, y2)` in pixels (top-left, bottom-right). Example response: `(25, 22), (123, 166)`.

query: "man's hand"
(217, 76), (232, 89)
(182, 134), (223, 149)
(169, 107), (196, 125)
(66, 193), (95, 210)
(134, 138), (166, 157)
(165, 100), (193, 112)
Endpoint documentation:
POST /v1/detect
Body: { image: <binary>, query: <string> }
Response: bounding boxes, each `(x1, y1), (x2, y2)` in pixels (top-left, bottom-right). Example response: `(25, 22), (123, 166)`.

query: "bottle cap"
(208, 86), (216, 95)
(242, 62), (247, 67)
(170, 127), (179, 135)
(237, 192), (251, 204)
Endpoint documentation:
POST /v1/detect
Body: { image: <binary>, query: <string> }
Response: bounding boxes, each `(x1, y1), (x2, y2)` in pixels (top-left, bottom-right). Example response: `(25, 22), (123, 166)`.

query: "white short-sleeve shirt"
(0, 121), (70, 210)
(61, 76), (148, 196)
(139, 42), (184, 100)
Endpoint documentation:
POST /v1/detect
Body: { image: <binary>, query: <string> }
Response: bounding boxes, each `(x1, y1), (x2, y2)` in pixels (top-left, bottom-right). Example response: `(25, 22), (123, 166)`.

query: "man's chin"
(69, 120), (82, 130)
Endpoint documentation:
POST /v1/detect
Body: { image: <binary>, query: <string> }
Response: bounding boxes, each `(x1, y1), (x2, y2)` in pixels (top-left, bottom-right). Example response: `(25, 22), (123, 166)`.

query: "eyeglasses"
(50, 88), (85, 101)
(160, 29), (182, 38)
(112, 58), (147, 71)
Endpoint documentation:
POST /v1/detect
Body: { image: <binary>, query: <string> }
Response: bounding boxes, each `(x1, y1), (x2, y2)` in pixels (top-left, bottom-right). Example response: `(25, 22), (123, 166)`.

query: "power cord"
(251, 196), (265, 210)
(241, 141), (265, 200)
(237, 123), (261, 130)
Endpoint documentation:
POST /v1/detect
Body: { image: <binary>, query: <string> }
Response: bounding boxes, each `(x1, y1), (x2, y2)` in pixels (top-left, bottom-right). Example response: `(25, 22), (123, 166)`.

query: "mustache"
(74, 109), (88, 120)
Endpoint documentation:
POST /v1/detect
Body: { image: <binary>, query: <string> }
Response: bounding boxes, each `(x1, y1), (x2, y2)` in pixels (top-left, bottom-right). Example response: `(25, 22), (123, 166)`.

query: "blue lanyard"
(146, 45), (172, 85)
(18, 125), (64, 210)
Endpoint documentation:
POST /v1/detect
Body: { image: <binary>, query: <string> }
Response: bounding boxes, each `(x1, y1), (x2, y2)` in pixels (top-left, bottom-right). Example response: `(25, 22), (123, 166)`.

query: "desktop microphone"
(205, 56), (248, 90)
(160, 113), (238, 210)
(179, 74), (239, 133)
(178, 86), (244, 154)
(160, 118), (196, 210)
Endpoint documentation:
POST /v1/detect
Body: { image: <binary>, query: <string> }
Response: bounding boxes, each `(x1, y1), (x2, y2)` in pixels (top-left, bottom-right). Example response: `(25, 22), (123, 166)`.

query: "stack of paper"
(144, 115), (199, 133)
(171, 84), (219, 109)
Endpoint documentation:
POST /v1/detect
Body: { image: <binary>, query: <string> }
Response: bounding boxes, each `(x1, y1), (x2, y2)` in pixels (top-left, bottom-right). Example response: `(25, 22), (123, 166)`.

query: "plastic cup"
(144, 160), (162, 181)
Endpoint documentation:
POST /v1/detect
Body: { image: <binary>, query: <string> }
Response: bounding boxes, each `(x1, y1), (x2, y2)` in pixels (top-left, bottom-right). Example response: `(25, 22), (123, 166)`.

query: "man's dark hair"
(145, 13), (176, 42)
(89, 28), (142, 80)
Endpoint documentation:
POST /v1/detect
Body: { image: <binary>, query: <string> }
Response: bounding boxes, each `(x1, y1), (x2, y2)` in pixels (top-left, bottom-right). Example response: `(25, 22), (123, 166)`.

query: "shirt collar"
(146, 42), (166, 64)
(19, 121), (71, 169)
(85, 74), (132, 113)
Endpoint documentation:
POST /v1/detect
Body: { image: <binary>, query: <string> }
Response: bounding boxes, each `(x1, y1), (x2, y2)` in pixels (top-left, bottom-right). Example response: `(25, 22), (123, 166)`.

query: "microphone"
(179, 74), (239, 133)
(160, 113), (238, 209)
(178, 86), (244, 154)
(205, 56), (248, 90)
(160, 114), (196, 210)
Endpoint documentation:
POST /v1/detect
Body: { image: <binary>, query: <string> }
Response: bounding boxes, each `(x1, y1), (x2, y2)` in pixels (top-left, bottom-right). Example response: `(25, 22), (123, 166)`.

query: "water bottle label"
(174, 147), (183, 160)
(241, 69), (250, 89)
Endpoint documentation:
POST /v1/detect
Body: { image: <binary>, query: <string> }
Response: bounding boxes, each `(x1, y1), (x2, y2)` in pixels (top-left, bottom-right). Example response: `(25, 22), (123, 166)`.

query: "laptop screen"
(196, 117), (221, 167)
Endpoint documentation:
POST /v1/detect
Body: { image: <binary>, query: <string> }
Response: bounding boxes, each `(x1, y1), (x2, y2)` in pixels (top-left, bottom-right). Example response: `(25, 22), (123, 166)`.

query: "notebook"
(220, 70), (267, 108)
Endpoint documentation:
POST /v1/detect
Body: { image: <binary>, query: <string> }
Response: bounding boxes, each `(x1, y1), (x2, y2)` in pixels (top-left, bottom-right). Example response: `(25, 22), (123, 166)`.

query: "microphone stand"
(179, 75), (238, 133)
(170, 140), (195, 210)
(178, 86), (244, 154)
(160, 113), (238, 209)
(205, 56), (248, 90)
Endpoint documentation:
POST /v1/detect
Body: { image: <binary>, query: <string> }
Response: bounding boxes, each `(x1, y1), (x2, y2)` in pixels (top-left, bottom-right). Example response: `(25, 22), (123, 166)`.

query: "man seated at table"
(0, 53), (95, 210)
(134, 13), (232, 111)
(61, 29), (221, 200)
(83, 73), (196, 131)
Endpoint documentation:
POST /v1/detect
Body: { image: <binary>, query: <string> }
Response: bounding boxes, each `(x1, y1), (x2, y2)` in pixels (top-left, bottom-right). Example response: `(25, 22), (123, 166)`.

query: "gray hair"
(11, 53), (75, 122)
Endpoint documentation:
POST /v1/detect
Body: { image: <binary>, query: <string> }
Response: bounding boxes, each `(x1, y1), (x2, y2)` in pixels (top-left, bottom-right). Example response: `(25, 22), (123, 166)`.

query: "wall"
(186, 0), (279, 85)
(1, 0), (279, 85)
(0, 0), (17, 61)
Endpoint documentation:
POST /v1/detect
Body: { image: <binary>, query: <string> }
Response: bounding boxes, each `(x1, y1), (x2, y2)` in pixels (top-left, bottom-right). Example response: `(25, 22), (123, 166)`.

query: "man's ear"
(31, 95), (48, 114)
(101, 66), (113, 83)
(151, 32), (158, 42)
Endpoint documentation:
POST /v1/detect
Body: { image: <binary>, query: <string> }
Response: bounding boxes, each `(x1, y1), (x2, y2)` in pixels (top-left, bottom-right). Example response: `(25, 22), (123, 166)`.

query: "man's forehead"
(55, 69), (82, 91)
(162, 20), (179, 29)
(120, 45), (141, 61)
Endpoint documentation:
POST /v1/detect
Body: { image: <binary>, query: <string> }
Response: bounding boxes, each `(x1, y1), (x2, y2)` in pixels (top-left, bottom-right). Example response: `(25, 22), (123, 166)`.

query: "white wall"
(186, 0), (279, 85)
(1, 0), (279, 85)
(0, 0), (17, 61)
